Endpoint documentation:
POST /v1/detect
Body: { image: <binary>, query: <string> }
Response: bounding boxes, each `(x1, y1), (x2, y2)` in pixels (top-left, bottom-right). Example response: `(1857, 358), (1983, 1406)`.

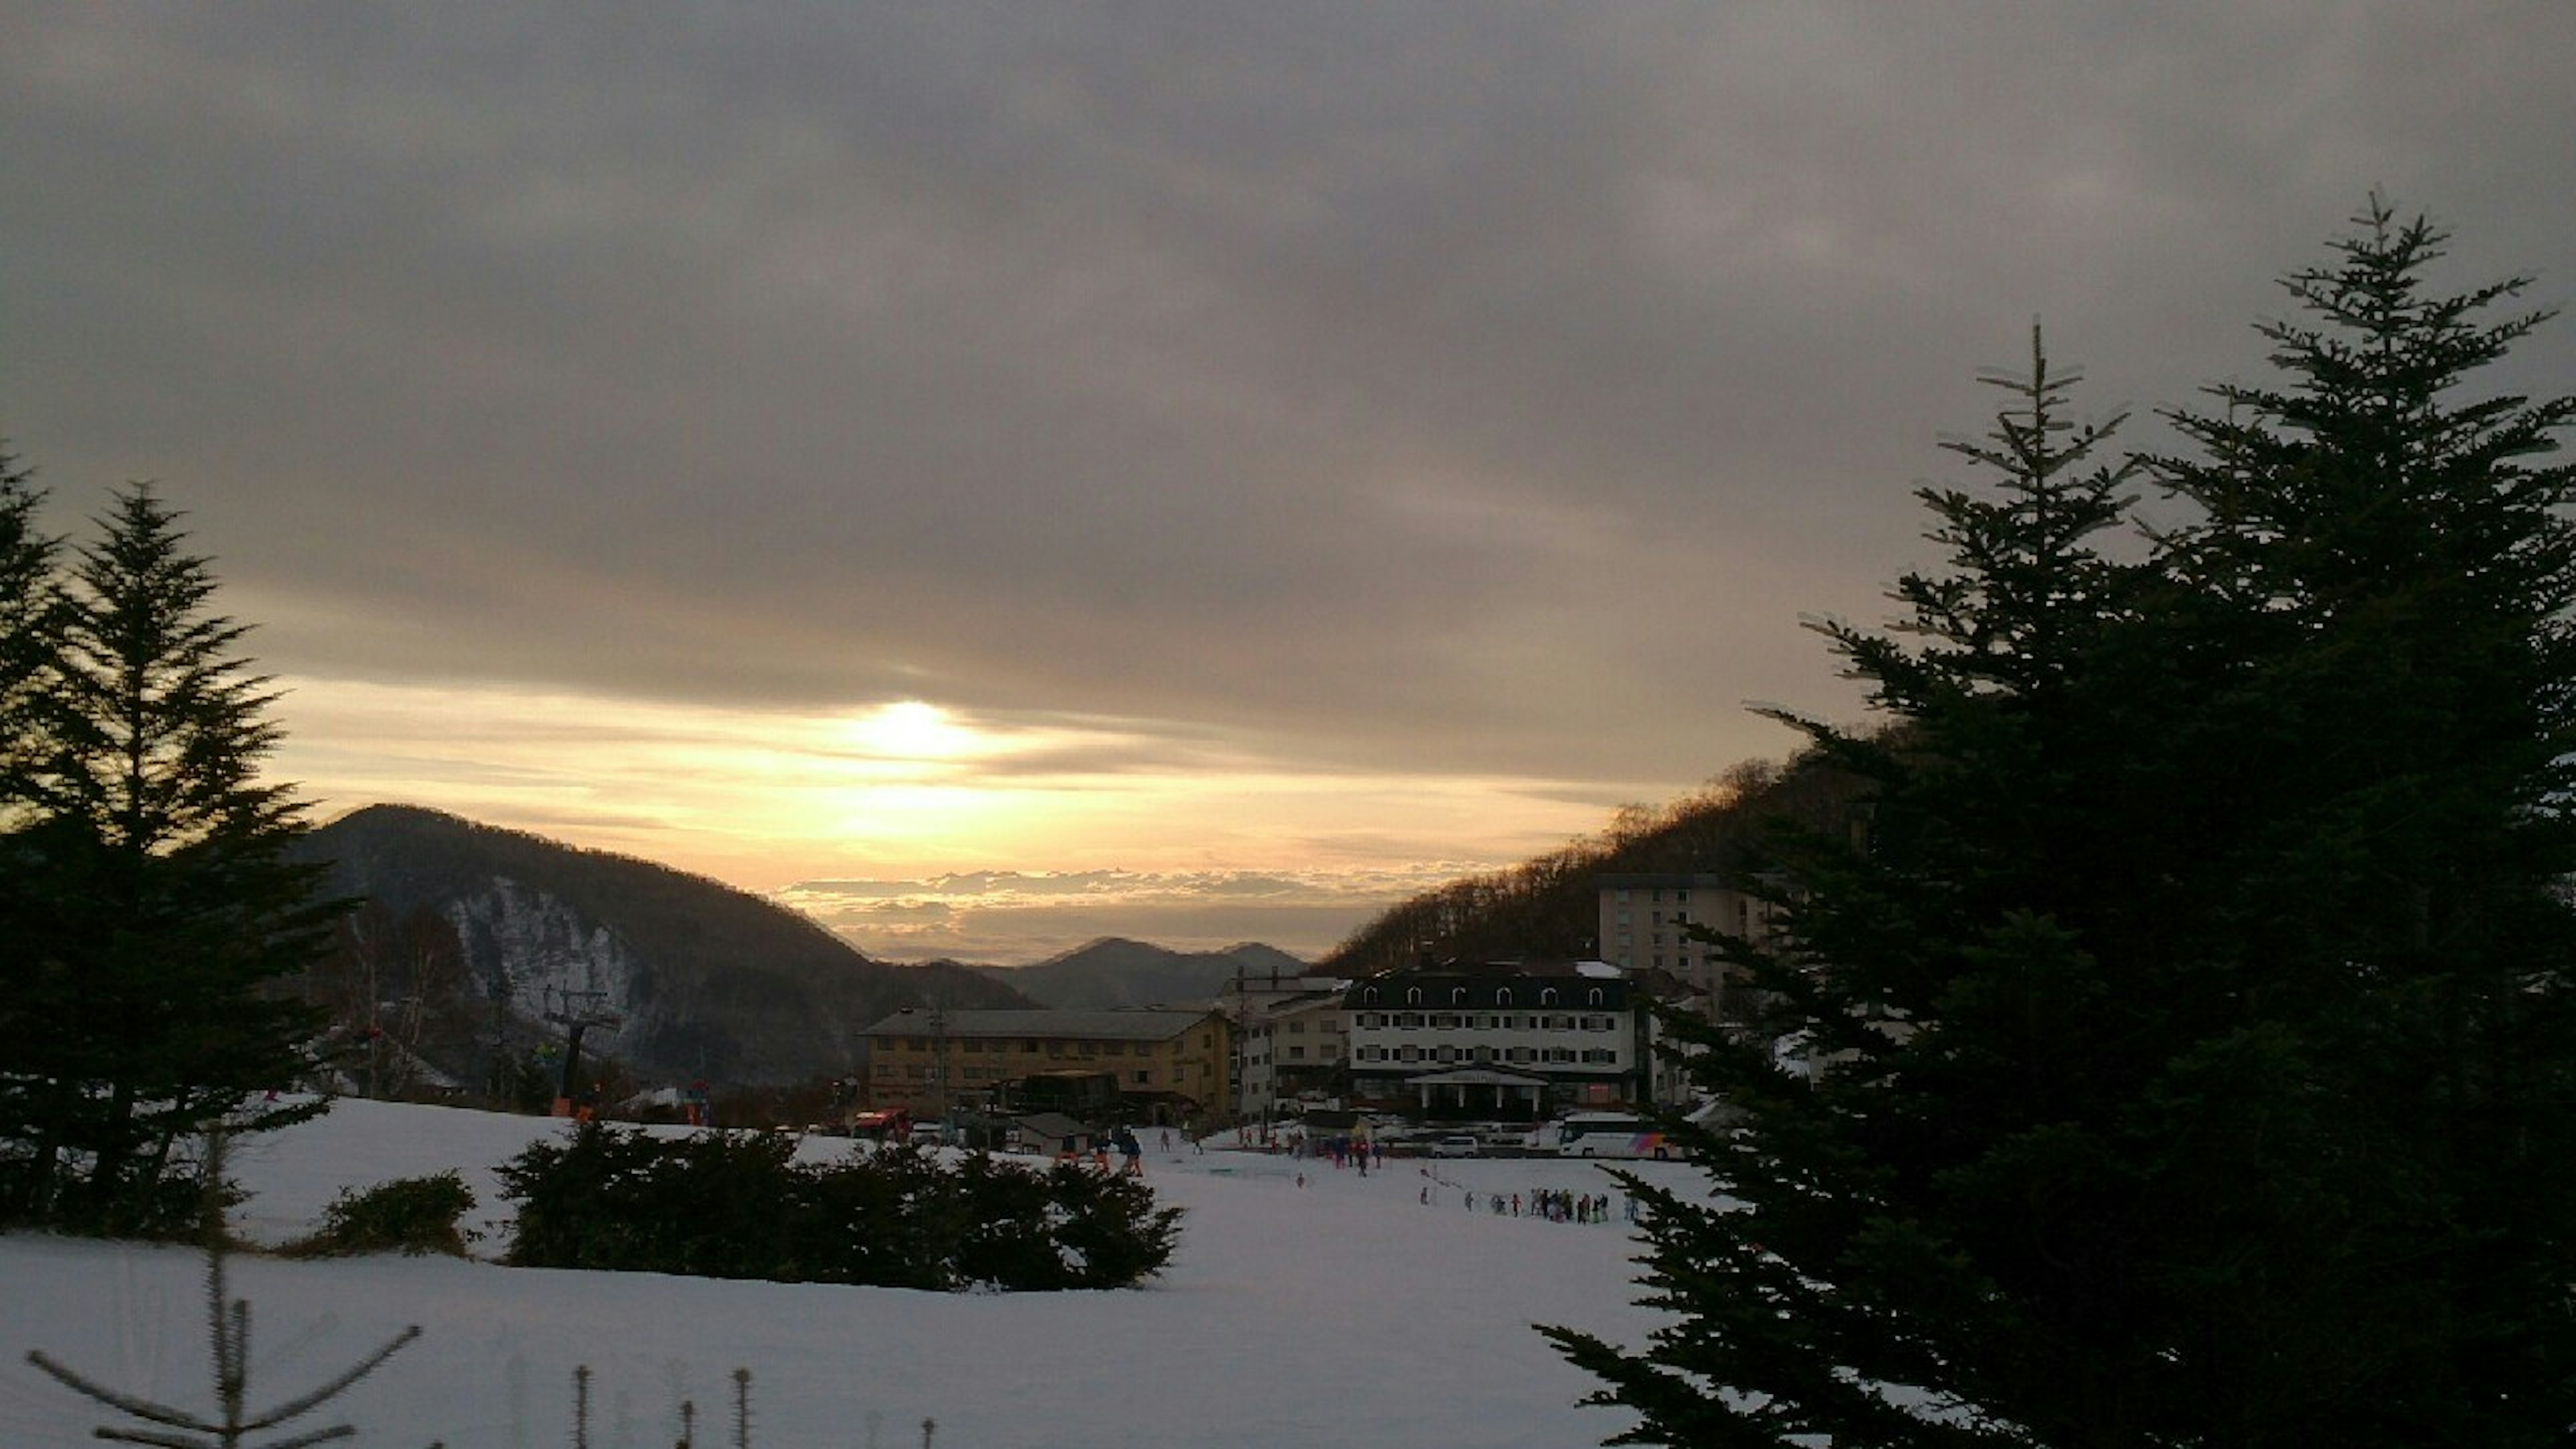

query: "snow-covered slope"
(0, 1099), (1682, 1448)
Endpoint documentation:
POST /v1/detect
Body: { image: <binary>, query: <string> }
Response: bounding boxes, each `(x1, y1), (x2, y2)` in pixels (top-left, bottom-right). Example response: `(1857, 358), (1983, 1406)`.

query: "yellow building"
(858, 1008), (1231, 1122)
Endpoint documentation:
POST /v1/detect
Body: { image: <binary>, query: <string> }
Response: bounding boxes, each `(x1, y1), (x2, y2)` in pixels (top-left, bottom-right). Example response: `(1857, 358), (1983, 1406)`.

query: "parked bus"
(1554, 1112), (1672, 1159)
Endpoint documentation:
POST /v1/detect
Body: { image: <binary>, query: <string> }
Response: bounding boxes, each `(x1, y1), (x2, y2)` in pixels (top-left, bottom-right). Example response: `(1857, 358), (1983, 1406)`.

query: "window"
(1134, 1070), (1150, 1085)
(1495, 988), (1513, 1007)
(1507, 1046), (1534, 1063)
(1435, 1045), (1457, 1064)
(1363, 987), (1380, 1004)
(1287, 1046), (1305, 1061)
(1471, 1045), (1493, 1064)
(1434, 1014), (1460, 1030)
(1103, 1042), (1124, 1055)
(1288, 1021), (1305, 1035)
(1587, 989), (1605, 1006)
(1399, 1013), (1424, 1030)
(1406, 987), (1423, 1005)
(1398, 1045), (1421, 1063)
(1540, 988), (1558, 1006)
(1452, 987), (1467, 1005)
(1359, 1046), (1384, 1062)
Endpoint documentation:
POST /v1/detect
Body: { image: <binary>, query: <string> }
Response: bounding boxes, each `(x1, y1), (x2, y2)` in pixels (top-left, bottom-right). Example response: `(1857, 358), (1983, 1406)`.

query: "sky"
(6, 4), (2573, 963)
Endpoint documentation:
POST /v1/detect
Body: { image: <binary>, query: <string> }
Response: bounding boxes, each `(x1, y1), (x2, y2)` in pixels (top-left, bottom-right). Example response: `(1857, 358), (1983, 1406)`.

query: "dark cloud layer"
(8, 3), (2572, 800)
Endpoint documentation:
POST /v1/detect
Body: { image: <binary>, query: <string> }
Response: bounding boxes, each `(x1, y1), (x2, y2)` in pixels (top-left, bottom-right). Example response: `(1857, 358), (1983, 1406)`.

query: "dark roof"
(1595, 872), (1732, 889)
(1400, 1067), (1551, 1087)
(1342, 971), (1632, 1010)
(1010, 1112), (1093, 1138)
(860, 1007), (1220, 1041)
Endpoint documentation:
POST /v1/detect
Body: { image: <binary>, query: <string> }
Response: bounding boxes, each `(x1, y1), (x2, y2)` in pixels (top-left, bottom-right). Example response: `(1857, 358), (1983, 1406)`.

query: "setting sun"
(839, 700), (980, 761)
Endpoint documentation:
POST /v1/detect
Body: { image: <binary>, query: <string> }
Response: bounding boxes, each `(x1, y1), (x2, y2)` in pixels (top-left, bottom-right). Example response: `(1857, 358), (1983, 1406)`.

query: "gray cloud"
(777, 862), (1475, 963)
(7, 1), (2571, 806)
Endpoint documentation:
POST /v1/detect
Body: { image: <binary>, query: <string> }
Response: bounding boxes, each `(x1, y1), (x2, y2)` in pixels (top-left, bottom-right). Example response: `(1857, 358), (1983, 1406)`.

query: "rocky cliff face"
(293, 805), (1031, 1087)
(446, 875), (646, 1026)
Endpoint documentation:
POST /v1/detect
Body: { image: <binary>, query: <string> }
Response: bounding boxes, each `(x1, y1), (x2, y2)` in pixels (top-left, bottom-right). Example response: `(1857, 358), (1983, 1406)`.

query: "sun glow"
(839, 700), (980, 761)
(267, 675), (1621, 922)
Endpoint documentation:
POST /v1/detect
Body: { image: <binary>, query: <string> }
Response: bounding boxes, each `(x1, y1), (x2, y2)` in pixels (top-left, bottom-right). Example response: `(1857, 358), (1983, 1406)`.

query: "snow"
(1, 1099), (1698, 1448)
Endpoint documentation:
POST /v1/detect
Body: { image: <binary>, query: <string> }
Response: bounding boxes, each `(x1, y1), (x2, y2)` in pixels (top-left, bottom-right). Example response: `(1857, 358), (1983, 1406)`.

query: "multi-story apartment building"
(858, 1007), (1230, 1123)
(1340, 959), (1654, 1116)
(1220, 974), (1350, 1122)
(1595, 872), (1774, 1018)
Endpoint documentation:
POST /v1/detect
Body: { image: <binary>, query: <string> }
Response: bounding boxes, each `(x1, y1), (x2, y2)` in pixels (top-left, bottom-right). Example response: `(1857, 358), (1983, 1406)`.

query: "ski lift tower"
(545, 987), (623, 1118)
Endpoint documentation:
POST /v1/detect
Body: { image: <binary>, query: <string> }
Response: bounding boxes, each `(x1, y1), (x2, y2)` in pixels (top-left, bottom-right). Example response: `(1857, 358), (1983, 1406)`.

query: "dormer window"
(1451, 987), (1466, 1005)
(1362, 987), (1379, 1004)
(1540, 988), (1559, 1006)
(1495, 988), (1513, 1007)
(1587, 988), (1604, 1006)
(1405, 987), (1423, 1006)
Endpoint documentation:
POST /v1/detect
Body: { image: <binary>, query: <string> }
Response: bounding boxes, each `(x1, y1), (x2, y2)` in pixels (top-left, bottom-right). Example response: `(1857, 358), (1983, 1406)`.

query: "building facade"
(858, 1008), (1231, 1122)
(1595, 872), (1774, 1019)
(1218, 971), (1351, 1121)
(1340, 961), (1648, 1116)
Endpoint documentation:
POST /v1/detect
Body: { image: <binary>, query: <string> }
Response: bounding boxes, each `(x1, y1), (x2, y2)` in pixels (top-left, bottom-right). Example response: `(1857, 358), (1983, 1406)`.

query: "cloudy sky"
(7, 4), (2572, 963)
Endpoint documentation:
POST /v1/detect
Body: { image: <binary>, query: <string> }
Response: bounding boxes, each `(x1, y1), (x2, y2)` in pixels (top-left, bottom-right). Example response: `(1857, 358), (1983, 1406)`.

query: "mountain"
(290, 804), (1034, 1089)
(977, 936), (1310, 1010)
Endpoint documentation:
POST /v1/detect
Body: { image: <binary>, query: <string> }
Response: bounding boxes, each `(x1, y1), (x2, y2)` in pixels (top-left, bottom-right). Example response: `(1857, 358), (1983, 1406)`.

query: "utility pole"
(930, 1002), (949, 1136)
(545, 987), (622, 1119)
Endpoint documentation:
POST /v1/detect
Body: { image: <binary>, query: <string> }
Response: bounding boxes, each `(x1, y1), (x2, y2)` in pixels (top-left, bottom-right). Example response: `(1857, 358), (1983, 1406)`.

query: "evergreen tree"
(1546, 206), (2576, 1448)
(2135, 197), (2576, 1443)
(0, 439), (55, 818)
(1, 483), (337, 1229)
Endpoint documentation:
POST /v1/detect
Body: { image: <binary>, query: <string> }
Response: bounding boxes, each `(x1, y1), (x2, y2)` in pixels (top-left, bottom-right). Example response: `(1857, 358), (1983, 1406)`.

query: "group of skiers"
(1423, 1183), (1630, 1223)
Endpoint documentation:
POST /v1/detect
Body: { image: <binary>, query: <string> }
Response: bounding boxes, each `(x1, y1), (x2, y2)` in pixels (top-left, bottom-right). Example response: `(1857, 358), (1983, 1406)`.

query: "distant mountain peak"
(983, 937), (1308, 1010)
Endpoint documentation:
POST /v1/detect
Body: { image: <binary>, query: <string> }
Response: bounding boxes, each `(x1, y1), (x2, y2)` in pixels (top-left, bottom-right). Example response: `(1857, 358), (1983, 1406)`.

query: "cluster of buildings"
(858, 873), (1773, 1128)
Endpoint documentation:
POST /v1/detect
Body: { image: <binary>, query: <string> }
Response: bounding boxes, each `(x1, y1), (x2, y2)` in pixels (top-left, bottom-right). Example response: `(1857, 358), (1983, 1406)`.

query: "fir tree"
(2135, 197), (2576, 1444)
(0, 439), (57, 820)
(1545, 205), (2576, 1448)
(1, 484), (337, 1229)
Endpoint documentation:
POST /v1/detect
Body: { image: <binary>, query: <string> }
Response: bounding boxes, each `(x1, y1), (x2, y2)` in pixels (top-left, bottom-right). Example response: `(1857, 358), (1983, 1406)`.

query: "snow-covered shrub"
(286, 1170), (476, 1256)
(498, 1122), (1181, 1289)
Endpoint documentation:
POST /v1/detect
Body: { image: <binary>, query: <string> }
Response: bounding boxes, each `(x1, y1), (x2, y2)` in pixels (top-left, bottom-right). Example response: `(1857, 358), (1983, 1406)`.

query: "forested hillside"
(1319, 752), (1866, 975)
(290, 804), (1033, 1093)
